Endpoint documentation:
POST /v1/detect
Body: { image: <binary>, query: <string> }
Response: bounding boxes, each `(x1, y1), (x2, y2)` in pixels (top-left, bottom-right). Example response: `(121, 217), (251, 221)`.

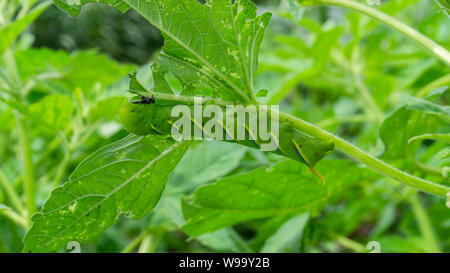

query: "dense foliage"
(0, 0), (448, 253)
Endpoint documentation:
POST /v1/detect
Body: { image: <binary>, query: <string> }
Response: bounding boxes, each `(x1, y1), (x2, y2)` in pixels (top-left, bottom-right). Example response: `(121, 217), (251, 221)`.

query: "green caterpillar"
(119, 95), (334, 182)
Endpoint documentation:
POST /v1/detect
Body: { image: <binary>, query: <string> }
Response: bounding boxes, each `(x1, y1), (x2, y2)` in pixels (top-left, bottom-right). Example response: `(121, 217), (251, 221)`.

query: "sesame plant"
(0, 0), (448, 253)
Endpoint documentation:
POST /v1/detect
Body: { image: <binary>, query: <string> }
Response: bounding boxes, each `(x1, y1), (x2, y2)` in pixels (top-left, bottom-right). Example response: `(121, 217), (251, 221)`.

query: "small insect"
(131, 95), (155, 104)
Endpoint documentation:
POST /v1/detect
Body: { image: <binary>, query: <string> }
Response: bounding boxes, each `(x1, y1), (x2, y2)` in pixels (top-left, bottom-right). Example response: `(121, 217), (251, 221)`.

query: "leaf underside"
(23, 135), (190, 252)
(181, 159), (375, 236)
(56, 0), (272, 103)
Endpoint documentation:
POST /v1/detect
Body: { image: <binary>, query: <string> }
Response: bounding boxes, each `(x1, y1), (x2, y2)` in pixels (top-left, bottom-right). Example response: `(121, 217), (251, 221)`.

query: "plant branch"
(352, 73), (384, 122)
(317, 114), (375, 128)
(16, 115), (36, 217)
(138, 234), (157, 253)
(276, 110), (450, 198)
(0, 208), (28, 228)
(297, 0), (450, 65)
(335, 235), (367, 253)
(17, 0), (38, 19)
(409, 193), (441, 253)
(0, 169), (24, 214)
(416, 74), (450, 98)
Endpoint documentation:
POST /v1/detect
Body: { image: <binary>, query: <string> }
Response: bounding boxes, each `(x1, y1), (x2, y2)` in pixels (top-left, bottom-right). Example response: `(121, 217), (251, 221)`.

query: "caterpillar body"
(119, 95), (334, 182)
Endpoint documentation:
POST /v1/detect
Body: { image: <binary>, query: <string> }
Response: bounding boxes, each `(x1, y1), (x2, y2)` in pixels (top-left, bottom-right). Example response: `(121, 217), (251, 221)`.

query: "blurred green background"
(0, 0), (448, 253)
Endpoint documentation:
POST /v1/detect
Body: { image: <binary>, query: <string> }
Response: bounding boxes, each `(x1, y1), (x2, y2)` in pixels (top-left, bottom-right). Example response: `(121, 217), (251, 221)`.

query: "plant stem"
(349, 44), (385, 122)
(0, 208), (28, 229)
(416, 74), (450, 98)
(317, 114), (375, 128)
(353, 73), (384, 121)
(17, 0), (38, 19)
(3, 49), (21, 89)
(52, 152), (71, 189)
(121, 231), (148, 253)
(335, 235), (366, 253)
(409, 193), (441, 253)
(412, 159), (442, 178)
(297, 0), (450, 65)
(0, 169), (24, 214)
(138, 235), (155, 253)
(16, 116), (36, 217)
(276, 110), (450, 197)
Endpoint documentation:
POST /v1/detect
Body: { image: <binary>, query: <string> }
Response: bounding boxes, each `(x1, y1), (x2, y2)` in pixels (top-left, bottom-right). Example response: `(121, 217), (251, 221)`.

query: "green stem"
(3, 49), (21, 89)
(0, 208), (28, 229)
(16, 116), (36, 217)
(121, 231), (148, 253)
(335, 235), (367, 253)
(35, 126), (72, 168)
(317, 114), (375, 128)
(0, 0), (6, 26)
(412, 159), (442, 178)
(416, 74), (450, 98)
(17, 0), (38, 19)
(0, 169), (24, 214)
(51, 152), (71, 189)
(277, 111), (450, 197)
(297, 0), (450, 65)
(353, 73), (384, 121)
(409, 193), (441, 253)
(349, 44), (385, 122)
(138, 235), (155, 253)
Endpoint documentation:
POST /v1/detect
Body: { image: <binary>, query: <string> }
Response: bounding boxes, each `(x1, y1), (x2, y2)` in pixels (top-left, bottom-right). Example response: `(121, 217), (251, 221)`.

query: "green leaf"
(56, 0), (272, 102)
(88, 96), (127, 122)
(155, 141), (248, 252)
(0, 108), (15, 131)
(15, 48), (133, 93)
(375, 235), (425, 253)
(409, 133), (450, 144)
(248, 214), (294, 250)
(436, 147), (450, 160)
(380, 107), (447, 159)
(260, 213), (309, 253)
(29, 94), (74, 137)
(262, 25), (343, 104)
(181, 159), (374, 236)
(255, 89), (268, 97)
(286, 0), (305, 24)
(435, 0), (450, 16)
(196, 228), (251, 252)
(398, 94), (450, 123)
(166, 141), (248, 194)
(23, 135), (190, 253)
(370, 203), (398, 238)
(0, 2), (50, 55)
(154, 141), (247, 227)
(53, 0), (129, 17)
